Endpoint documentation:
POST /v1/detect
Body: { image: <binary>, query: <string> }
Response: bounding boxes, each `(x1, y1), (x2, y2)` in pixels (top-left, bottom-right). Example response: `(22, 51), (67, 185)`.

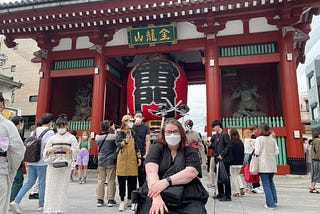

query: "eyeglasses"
(164, 129), (180, 136)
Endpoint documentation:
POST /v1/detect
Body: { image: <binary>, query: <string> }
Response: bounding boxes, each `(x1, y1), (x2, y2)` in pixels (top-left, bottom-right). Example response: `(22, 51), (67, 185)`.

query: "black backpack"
(23, 128), (51, 162)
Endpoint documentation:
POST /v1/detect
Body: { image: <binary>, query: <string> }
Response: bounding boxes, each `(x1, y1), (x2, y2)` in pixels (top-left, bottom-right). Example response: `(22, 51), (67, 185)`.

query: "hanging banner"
(128, 23), (177, 48)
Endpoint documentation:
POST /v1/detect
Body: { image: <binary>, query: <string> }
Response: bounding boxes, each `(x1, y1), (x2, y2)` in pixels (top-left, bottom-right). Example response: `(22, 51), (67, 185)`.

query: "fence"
(68, 121), (90, 130)
(222, 116), (287, 165)
(222, 116), (284, 128)
(275, 136), (287, 165)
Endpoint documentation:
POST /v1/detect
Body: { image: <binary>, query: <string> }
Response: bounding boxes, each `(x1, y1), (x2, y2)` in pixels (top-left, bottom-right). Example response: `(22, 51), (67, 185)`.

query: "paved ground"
(13, 170), (320, 214)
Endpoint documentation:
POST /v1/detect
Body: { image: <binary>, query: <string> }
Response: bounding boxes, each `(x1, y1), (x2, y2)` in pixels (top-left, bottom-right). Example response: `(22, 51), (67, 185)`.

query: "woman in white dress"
(43, 114), (79, 213)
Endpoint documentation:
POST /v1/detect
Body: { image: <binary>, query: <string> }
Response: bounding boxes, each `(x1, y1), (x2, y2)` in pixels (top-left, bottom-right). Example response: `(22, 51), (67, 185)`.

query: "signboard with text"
(2, 106), (20, 119)
(128, 23), (177, 48)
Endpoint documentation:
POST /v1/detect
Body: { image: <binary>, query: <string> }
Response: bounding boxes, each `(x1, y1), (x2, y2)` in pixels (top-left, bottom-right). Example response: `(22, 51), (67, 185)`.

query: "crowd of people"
(1, 91), (320, 214)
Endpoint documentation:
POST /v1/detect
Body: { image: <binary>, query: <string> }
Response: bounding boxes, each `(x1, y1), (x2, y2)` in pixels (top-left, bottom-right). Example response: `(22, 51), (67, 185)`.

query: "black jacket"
(212, 131), (233, 163)
(231, 140), (244, 165)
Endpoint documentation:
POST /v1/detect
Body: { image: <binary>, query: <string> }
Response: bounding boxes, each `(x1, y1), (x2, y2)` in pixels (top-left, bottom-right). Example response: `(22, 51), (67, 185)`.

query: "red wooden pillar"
(205, 36), (220, 136)
(279, 31), (305, 174)
(35, 50), (52, 122)
(90, 49), (107, 153)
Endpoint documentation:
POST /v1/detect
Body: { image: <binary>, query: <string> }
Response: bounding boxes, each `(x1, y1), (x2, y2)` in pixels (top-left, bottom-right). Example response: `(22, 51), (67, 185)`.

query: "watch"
(166, 177), (172, 186)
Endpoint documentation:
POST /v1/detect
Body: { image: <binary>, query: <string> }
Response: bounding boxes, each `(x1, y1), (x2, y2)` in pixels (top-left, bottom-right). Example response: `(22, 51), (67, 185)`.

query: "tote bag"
(249, 155), (259, 175)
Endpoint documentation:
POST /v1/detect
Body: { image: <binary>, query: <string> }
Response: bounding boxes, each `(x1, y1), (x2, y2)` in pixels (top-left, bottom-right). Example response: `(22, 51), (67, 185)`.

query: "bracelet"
(166, 177), (172, 186)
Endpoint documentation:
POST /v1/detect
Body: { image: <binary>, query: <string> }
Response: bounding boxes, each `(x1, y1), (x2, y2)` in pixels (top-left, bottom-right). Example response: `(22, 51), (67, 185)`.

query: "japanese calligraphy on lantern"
(128, 23), (177, 48)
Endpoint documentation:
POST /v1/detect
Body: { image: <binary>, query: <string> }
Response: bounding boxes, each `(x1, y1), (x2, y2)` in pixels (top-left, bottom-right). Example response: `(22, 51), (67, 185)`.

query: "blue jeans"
(259, 173), (277, 208)
(15, 165), (47, 206)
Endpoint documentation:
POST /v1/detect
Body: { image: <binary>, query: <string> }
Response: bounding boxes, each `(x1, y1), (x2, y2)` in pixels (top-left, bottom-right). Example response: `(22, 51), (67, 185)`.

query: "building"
(1, 0), (319, 174)
(299, 91), (311, 138)
(306, 58), (320, 131)
(0, 36), (40, 130)
(0, 73), (22, 119)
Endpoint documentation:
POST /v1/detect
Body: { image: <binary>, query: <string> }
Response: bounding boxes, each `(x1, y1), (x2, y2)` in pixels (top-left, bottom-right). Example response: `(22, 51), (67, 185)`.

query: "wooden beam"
(50, 68), (94, 77)
(105, 38), (205, 57)
(107, 73), (122, 88)
(186, 70), (205, 84)
(217, 31), (279, 46)
(51, 49), (94, 60)
(219, 53), (280, 66)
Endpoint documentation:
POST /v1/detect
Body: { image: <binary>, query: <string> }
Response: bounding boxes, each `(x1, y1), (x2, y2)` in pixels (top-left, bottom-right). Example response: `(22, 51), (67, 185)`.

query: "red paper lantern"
(127, 59), (187, 121)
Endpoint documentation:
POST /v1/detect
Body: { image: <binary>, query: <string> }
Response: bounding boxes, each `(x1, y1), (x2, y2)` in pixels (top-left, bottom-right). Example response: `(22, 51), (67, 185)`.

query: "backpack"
(23, 128), (51, 162)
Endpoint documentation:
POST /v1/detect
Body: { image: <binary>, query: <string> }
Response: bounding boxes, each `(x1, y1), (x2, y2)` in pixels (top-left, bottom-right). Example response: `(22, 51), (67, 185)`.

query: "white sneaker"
(10, 201), (22, 214)
(125, 199), (132, 207)
(37, 206), (43, 212)
(131, 203), (137, 211)
(264, 204), (276, 210)
(118, 201), (125, 212)
(254, 187), (264, 194)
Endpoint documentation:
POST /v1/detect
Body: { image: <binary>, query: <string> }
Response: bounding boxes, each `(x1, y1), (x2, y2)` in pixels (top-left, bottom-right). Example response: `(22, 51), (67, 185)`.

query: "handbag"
(138, 148), (185, 207)
(244, 163), (260, 183)
(249, 154), (259, 175)
(52, 156), (68, 168)
(161, 185), (184, 206)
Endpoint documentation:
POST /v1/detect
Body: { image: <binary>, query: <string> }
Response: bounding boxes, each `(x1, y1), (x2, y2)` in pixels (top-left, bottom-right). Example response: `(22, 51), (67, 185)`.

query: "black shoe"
(29, 193), (39, 199)
(107, 199), (117, 207)
(97, 199), (105, 207)
(212, 194), (224, 199)
(219, 196), (232, 202)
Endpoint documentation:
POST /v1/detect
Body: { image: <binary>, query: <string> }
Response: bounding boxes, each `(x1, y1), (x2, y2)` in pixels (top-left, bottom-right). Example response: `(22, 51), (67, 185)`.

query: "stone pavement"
(14, 170), (320, 214)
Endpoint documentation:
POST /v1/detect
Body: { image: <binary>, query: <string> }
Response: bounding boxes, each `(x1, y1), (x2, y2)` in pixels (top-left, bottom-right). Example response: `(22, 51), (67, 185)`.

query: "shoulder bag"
(52, 143), (71, 168)
(249, 153), (259, 175)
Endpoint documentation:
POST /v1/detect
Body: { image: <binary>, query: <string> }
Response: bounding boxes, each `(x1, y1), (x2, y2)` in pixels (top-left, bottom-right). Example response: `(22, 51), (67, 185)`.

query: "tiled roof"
(0, 73), (22, 88)
(0, 0), (83, 9)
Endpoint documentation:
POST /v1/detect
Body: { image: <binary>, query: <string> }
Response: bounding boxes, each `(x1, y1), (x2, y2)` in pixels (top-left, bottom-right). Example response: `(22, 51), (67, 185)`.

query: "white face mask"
(57, 128), (67, 135)
(165, 134), (181, 146)
(135, 117), (142, 124)
(128, 122), (134, 128)
(83, 136), (88, 139)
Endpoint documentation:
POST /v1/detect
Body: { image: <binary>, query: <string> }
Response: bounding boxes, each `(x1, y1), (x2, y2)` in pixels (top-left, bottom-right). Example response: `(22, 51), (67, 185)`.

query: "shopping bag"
(244, 163), (260, 183)
(249, 155), (259, 175)
(218, 161), (229, 183)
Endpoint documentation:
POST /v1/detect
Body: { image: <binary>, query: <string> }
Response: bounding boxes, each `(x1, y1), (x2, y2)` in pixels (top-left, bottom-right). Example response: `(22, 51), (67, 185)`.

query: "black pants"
(138, 159), (146, 187)
(118, 176), (137, 201)
(138, 197), (207, 214)
(217, 162), (231, 198)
